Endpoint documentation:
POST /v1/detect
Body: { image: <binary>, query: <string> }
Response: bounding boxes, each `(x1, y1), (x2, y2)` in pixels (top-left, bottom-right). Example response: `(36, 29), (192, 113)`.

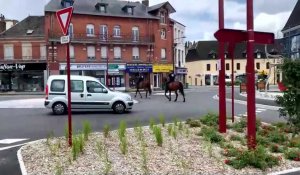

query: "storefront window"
(84, 70), (105, 84)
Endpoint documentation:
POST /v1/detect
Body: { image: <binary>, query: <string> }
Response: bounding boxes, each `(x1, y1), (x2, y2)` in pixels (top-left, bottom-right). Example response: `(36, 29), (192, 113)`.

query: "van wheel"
(113, 102), (126, 114)
(52, 102), (67, 115)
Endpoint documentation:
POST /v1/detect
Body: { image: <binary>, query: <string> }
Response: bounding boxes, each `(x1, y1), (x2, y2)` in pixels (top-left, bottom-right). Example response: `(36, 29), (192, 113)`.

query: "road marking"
(0, 138), (28, 144)
(0, 143), (27, 151)
(133, 100), (138, 104)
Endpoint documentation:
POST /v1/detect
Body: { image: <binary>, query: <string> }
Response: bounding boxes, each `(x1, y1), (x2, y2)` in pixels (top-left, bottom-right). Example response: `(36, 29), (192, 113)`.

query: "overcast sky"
(0, 0), (297, 41)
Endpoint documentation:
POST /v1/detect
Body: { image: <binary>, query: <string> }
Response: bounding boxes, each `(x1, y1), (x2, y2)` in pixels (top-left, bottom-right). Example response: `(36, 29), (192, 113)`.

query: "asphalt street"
(0, 86), (285, 175)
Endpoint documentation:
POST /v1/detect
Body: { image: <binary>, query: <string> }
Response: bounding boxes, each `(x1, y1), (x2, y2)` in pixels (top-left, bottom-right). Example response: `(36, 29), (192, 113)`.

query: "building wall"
(186, 58), (280, 86)
(173, 22), (185, 67)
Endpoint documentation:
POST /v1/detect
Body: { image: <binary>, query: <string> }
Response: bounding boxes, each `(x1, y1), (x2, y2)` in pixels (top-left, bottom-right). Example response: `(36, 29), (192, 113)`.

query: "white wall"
(174, 22), (186, 68)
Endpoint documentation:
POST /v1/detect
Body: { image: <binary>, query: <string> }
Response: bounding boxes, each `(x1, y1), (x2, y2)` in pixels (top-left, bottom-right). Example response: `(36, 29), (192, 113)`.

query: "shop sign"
(153, 64), (173, 73)
(126, 63), (152, 73)
(60, 63), (106, 70)
(0, 63), (26, 71)
(176, 68), (188, 74)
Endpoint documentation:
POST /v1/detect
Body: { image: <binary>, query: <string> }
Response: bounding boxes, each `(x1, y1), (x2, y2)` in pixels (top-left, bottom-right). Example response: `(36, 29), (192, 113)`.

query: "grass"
(149, 118), (155, 130)
(198, 126), (223, 144)
(159, 114), (166, 127)
(153, 126), (163, 147)
(83, 120), (92, 141)
(118, 120), (127, 139)
(120, 136), (128, 155)
(103, 124), (110, 138)
(167, 124), (173, 136)
(200, 113), (218, 127)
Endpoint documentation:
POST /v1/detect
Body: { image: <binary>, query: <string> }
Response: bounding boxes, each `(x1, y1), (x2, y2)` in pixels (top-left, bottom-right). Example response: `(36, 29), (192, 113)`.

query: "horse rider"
(137, 74), (144, 83)
(166, 71), (176, 89)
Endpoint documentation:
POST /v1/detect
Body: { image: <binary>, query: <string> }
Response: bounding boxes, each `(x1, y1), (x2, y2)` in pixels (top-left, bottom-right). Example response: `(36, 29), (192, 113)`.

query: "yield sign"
(56, 6), (73, 35)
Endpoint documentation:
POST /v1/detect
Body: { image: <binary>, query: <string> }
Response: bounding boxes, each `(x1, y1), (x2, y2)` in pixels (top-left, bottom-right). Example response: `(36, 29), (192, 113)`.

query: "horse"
(135, 79), (152, 98)
(163, 77), (185, 102)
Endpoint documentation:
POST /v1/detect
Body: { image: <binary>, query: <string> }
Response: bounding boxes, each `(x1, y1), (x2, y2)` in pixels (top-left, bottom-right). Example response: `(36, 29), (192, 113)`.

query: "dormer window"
(122, 4), (135, 15)
(61, 0), (74, 8)
(127, 7), (133, 14)
(95, 3), (108, 13)
(160, 12), (166, 24)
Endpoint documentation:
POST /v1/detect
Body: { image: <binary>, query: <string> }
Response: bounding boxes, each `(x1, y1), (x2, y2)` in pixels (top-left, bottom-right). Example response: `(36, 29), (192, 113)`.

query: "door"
(71, 80), (85, 109)
(100, 25), (108, 41)
(85, 80), (114, 109)
(153, 73), (160, 88)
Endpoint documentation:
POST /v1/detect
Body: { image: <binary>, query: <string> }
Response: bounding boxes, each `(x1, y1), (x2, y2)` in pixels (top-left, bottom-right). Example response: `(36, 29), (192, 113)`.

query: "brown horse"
(163, 77), (185, 102)
(135, 79), (152, 98)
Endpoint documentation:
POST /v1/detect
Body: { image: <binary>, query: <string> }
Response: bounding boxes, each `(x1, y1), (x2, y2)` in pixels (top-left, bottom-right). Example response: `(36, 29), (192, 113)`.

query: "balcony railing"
(49, 33), (155, 45)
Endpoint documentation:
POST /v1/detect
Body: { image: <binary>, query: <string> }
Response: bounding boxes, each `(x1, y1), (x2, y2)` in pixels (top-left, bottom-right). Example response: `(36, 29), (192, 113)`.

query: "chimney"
(0, 14), (5, 33)
(142, 0), (149, 7)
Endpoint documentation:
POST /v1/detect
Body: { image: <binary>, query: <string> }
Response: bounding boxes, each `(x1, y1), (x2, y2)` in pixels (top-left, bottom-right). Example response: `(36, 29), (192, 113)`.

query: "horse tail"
(179, 82), (185, 96)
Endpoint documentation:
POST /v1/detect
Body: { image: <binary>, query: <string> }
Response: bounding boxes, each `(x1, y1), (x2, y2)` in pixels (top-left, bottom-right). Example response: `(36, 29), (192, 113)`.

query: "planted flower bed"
(21, 114), (300, 175)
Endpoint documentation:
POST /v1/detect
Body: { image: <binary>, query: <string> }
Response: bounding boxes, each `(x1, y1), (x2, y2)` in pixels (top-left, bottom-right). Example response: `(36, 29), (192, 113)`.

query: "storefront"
(126, 63), (152, 88)
(0, 63), (47, 92)
(59, 63), (126, 90)
(175, 67), (187, 85)
(153, 64), (173, 89)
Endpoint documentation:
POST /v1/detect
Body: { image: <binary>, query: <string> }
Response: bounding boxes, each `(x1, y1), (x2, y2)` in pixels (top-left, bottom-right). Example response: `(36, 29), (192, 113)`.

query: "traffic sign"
(61, 35), (70, 44)
(56, 6), (73, 35)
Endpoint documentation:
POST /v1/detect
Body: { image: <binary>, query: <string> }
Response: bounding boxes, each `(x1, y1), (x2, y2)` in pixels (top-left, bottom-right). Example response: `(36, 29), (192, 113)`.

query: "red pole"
(246, 0), (256, 149)
(231, 57), (234, 123)
(218, 0), (226, 133)
(66, 39), (72, 147)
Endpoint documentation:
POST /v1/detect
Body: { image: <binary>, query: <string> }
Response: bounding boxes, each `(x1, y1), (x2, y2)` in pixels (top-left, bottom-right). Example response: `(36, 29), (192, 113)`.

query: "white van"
(44, 75), (133, 115)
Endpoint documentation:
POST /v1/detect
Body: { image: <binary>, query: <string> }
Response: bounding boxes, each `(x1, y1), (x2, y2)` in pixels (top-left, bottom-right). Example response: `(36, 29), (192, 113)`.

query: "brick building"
(45, 0), (176, 90)
(0, 16), (47, 92)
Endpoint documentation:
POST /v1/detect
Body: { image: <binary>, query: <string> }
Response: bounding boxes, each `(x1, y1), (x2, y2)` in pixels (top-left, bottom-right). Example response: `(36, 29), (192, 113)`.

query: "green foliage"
(276, 59), (300, 130)
(82, 120), (92, 141)
(78, 133), (84, 153)
(222, 147), (240, 157)
(178, 121), (183, 131)
(167, 124), (173, 136)
(149, 118), (155, 130)
(171, 126), (178, 139)
(173, 117), (179, 126)
(198, 127), (223, 143)
(96, 141), (104, 157)
(46, 131), (54, 146)
(284, 148), (300, 161)
(72, 136), (80, 160)
(158, 114), (166, 127)
(269, 144), (284, 153)
(118, 120), (127, 139)
(103, 124), (110, 138)
(153, 126), (163, 147)
(256, 134), (271, 146)
(289, 137), (300, 148)
(200, 113), (218, 127)
(64, 123), (69, 141)
(272, 122), (287, 129)
(188, 120), (201, 127)
(232, 119), (246, 133)
(120, 136), (128, 155)
(229, 134), (244, 142)
(268, 130), (287, 143)
(228, 146), (280, 170)
(55, 162), (63, 175)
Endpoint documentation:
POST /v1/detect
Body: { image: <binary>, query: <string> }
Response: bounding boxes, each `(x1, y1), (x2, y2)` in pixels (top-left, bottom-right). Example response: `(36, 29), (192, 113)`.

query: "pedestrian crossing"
(239, 108), (267, 117)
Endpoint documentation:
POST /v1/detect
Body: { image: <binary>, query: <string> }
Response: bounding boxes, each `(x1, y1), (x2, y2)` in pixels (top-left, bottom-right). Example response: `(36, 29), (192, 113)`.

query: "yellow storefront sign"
(153, 64), (173, 73)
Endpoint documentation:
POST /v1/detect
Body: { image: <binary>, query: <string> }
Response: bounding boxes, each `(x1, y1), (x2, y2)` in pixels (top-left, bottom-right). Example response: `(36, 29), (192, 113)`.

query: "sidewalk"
(0, 91), (44, 96)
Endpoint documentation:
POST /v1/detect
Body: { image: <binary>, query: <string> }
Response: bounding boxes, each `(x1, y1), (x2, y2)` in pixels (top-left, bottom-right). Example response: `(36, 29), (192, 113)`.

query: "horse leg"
(174, 90), (178, 102)
(135, 88), (138, 98)
(169, 90), (171, 101)
(164, 89), (170, 101)
(145, 89), (148, 98)
(179, 84), (186, 102)
(138, 89), (142, 98)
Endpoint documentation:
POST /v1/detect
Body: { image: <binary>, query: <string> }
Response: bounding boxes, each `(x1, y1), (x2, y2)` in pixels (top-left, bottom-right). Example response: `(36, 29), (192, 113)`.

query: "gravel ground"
(21, 123), (300, 175)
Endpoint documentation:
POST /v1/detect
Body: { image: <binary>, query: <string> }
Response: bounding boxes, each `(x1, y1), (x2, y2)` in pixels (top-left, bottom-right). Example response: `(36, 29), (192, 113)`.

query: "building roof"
(45, 0), (162, 20)
(282, 0), (300, 31)
(170, 18), (185, 27)
(186, 39), (284, 62)
(0, 16), (44, 38)
(148, 1), (175, 13)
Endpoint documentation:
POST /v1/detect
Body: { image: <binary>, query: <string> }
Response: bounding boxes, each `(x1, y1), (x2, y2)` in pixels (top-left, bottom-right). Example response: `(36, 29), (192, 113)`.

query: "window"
(132, 47), (139, 59)
(161, 48), (166, 59)
(206, 64), (211, 71)
(101, 46), (107, 59)
(100, 25), (108, 41)
(86, 81), (105, 93)
(127, 7), (133, 14)
(100, 5), (106, 12)
(86, 24), (94, 37)
(256, 62), (260, 69)
(113, 25), (121, 37)
(40, 44), (46, 60)
(160, 12), (166, 24)
(266, 62), (270, 69)
(87, 46), (95, 60)
(68, 23), (73, 37)
(132, 27), (139, 41)
(161, 29), (166, 39)
(51, 80), (65, 92)
(236, 63), (240, 70)
(226, 63), (230, 70)
(70, 45), (75, 59)
(4, 44), (14, 60)
(71, 80), (83, 92)
(22, 43), (32, 60)
(114, 47), (121, 59)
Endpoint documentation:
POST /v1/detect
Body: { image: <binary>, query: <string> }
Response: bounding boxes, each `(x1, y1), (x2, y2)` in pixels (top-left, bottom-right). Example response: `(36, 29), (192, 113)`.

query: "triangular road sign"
(56, 6), (73, 36)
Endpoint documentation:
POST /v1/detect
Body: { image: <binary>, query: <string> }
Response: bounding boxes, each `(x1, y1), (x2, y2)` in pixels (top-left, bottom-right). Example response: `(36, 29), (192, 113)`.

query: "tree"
(276, 59), (300, 129)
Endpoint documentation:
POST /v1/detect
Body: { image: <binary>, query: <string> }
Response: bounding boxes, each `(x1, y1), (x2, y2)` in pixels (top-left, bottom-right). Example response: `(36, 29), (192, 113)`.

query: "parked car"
(44, 75), (133, 115)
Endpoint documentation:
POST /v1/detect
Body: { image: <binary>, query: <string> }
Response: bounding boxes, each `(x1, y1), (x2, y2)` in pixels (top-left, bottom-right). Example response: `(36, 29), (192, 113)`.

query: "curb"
(17, 146), (27, 175)
(213, 94), (281, 111)
(268, 168), (300, 175)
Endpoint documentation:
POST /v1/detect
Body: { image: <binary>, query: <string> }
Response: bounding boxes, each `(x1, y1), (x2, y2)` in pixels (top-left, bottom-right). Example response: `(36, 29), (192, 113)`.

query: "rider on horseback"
(166, 71), (176, 89)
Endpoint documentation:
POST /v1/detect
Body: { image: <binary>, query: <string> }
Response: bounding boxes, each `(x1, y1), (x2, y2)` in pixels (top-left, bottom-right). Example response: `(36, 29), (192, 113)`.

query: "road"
(0, 86), (284, 175)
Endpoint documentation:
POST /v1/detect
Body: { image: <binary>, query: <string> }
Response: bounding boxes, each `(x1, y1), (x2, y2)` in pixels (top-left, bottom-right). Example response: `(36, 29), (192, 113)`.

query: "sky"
(0, 0), (297, 42)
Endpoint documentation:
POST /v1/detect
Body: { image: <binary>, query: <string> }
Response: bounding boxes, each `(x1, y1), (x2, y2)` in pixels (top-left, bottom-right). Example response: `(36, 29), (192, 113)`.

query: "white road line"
(0, 143), (27, 151)
(0, 138), (28, 144)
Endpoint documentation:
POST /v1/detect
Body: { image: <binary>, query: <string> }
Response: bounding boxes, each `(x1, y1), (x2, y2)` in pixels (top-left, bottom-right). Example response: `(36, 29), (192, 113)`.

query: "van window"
(51, 80), (65, 92)
(86, 81), (105, 93)
(71, 80), (84, 92)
